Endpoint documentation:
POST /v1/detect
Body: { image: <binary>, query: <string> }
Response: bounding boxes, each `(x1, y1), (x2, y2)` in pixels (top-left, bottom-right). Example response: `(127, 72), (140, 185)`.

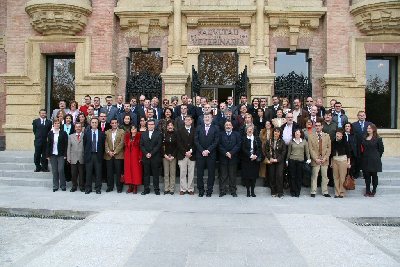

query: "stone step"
(0, 170), (53, 178)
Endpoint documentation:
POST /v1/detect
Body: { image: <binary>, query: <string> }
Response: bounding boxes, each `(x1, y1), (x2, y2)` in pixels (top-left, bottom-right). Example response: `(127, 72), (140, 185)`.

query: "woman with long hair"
(259, 120), (273, 183)
(281, 97), (291, 115)
(158, 107), (174, 134)
(254, 108), (266, 131)
(124, 125), (143, 194)
(265, 127), (287, 197)
(119, 114), (131, 132)
(331, 129), (351, 198)
(77, 112), (88, 131)
(361, 124), (384, 197)
(272, 109), (286, 128)
(139, 117), (147, 132)
(343, 122), (358, 177)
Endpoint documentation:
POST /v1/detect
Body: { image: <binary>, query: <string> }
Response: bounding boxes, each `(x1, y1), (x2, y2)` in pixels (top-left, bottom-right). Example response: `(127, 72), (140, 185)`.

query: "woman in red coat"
(124, 125), (143, 193)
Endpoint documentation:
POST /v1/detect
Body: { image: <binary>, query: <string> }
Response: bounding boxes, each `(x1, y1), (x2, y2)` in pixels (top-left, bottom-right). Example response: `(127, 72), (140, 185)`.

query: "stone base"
(379, 129), (400, 157)
(248, 73), (275, 100)
(161, 70), (189, 101)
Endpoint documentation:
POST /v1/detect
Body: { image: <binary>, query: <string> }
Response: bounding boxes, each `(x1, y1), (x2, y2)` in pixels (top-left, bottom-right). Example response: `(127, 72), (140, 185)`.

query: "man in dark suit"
(117, 103), (138, 127)
(291, 98), (309, 128)
(174, 104), (191, 131)
(218, 121), (241, 197)
(98, 112), (111, 133)
(100, 95), (118, 123)
(151, 97), (163, 120)
(32, 109), (52, 172)
(268, 95), (281, 118)
(113, 94), (124, 115)
(226, 96), (238, 117)
(195, 113), (220, 197)
(83, 117), (106, 194)
(304, 96), (314, 115)
(352, 110), (371, 178)
(176, 115), (196, 195)
(174, 95), (197, 119)
(260, 97), (273, 122)
(140, 119), (162, 195)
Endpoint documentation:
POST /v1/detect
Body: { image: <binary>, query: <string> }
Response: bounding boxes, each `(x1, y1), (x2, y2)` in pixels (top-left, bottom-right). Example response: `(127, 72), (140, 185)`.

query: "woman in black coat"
(265, 127), (287, 198)
(241, 125), (262, 197)
(46, 119), (68, 192)
(361, 123), (384, 197)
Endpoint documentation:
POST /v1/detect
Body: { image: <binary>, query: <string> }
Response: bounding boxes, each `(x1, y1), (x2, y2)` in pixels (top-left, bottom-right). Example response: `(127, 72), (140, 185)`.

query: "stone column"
(161, 0), (189, 101)
(249, 0), (274, 100)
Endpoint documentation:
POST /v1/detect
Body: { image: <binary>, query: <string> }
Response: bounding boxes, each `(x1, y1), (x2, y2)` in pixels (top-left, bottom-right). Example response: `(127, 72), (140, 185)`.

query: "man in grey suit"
(67, 122), (85, 192)
(101, 96), (118, 123)
(51, 100), (70, 120)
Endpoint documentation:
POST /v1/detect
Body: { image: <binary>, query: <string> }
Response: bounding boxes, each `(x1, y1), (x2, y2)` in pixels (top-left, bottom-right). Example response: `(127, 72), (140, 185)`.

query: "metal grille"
(274, 71), (312, 106)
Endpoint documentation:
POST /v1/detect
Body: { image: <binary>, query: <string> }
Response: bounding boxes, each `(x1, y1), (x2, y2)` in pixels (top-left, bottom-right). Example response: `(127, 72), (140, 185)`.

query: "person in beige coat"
(104, 118), (125, 193)
(67, 122), (85, 192)
(308, 121), (331, 197)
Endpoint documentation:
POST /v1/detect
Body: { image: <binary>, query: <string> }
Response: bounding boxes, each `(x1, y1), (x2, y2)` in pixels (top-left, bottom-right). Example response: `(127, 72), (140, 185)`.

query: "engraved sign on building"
(188, 27), (249, 46)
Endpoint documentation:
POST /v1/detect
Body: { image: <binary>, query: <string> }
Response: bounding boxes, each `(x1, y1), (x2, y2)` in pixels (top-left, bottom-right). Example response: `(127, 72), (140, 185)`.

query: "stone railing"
(25, 0), (92, 36)
(350, 0), (400, 35)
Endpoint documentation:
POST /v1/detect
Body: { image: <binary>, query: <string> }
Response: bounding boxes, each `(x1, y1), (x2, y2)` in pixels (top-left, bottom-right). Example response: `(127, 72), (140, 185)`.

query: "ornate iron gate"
(274, 71), (312, 105)
(191, 51), (247, 104)
(126, 50), (163, 101)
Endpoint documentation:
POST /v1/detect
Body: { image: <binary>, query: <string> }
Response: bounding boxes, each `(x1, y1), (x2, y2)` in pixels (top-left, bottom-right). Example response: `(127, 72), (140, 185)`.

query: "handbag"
(343, 170), (355, 190)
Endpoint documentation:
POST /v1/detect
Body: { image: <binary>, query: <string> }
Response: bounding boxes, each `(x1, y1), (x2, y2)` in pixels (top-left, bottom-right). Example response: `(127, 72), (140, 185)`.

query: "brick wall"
(0, 1), (7, 149)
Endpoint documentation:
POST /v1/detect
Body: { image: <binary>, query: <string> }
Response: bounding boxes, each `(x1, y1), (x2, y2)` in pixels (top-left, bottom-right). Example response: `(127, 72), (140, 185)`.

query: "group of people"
(32, 93), (384, 198)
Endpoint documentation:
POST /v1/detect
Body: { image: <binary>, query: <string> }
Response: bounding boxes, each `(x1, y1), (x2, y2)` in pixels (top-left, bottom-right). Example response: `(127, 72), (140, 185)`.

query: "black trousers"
(71, 162), (85, 189)
(85, 153), (102, 191)
(143, 157), (160, 192)
(34, 140), (48, 169)
(363, 171), (378, 193)
(268, 162), (284, 195)
(106, 158), (123, 190)
(219, 163), (237, 193)
(289, 159), (303, 196)
(196, 156), (216, 194)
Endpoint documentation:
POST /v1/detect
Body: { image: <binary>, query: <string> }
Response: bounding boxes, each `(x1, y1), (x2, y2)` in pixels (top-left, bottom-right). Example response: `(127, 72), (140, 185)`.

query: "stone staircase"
(0, 151), (399, 196)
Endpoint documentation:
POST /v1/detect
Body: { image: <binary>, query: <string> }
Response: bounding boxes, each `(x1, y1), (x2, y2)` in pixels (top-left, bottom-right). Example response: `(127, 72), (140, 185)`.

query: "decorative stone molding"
(182, 6), (255, 28)
(266, 9), (326, 51)
(186, 46), (200, 54)
(114, 4), (171, 50)
(350, 0), (400, 36)
(25, 0), (92, 36)
(237, 46), (250, 54)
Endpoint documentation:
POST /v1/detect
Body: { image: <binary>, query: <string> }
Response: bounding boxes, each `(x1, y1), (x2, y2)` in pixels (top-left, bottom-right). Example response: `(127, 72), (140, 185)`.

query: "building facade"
(0, 0), (399, 155)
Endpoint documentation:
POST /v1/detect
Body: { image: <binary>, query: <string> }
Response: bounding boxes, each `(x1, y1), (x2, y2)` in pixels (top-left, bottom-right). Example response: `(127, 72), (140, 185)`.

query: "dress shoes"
(117, 189), (122, 193)
(164, 191), (170, 195)
(80, 188), (85, 192)
(106, 188), (113, 192)
(179, 191), (185, 195)
(61, 188), (66, 192)
(141, 190), (150, 195)
(310, 194), (316, 198)
(252, 193), (257, 198)
(323, 194), (331, 198)
(219, 192), (226, 197)
(170, 192), (174, 195)
(85, 190), (92, 194)
(231, 192), (238, 197)
(34, 168), (41, 172)
(188, 191), (194, 195)
(198, 192), (204, 197)
(334, 195), (339, 198)
(42, 168), (50, 172)
(206, 193), (212, 197)
(96, 190), (101, 194)
(53, 189), (58, 192)
(155, 191), (160, 195)
(70, 188), (77, 192)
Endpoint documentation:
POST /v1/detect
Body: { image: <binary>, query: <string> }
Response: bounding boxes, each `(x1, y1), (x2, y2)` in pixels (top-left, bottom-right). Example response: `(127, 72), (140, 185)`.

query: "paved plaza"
(0, 152), (400, 266)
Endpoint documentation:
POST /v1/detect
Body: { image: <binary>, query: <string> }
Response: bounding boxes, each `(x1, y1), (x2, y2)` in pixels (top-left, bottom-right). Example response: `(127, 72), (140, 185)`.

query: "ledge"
(350, 0), (400, 35)
(25, 0), (92, 36)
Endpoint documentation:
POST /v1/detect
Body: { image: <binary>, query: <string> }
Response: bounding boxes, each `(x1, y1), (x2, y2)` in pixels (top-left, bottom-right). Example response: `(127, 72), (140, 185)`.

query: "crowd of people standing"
(32, 93), (384, 198)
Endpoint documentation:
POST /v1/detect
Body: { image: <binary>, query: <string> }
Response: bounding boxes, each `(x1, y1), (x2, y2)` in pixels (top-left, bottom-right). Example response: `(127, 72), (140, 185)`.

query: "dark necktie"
(77, 133), (81, 141)
(92, 131), (97, 152)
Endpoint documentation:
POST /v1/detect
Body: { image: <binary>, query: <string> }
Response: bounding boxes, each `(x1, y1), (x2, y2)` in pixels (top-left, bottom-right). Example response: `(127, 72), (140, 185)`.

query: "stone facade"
(0, 0), (400, 155)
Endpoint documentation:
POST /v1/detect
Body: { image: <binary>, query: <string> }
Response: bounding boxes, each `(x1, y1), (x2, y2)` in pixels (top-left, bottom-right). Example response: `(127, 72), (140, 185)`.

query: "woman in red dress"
(124, 125), (143, 193)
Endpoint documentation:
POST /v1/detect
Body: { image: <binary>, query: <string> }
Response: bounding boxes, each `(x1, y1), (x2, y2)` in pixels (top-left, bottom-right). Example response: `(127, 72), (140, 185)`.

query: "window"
(46, 57), (75, 116)
(366, 57), (398, 129)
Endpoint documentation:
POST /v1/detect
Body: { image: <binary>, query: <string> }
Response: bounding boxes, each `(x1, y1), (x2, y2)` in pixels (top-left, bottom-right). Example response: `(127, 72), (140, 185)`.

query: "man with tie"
(130, 97), (138, 114)
(104, 118), (125, 193)
(176, 116), (196, 195)
(51, 100), (70, 121)
(93, 96), (102, 117)
(100, 95), (118, 123)
(98, 112), (111, 133)
(195, 113), (220, 197)
(352, 110), (371, 178)
(315, 97), (326, 118)
(218, 121), (241, 197)
(304, 96), (314, 116)
(83, 118), (106, 194)
(114, 94), (124, 115)
(67, 122), (85, 192)
(226, 96), (238, 117)
(260, 97), (273, 122)
(175, 94), (197, 119)
(308, 121), (332, 197)
(174, 104), (190, 131)
(151, 97), (163, 120)
(140, 119), (162, 195)
(309, 106), (322, 125)
(32, 109), (52, 172)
